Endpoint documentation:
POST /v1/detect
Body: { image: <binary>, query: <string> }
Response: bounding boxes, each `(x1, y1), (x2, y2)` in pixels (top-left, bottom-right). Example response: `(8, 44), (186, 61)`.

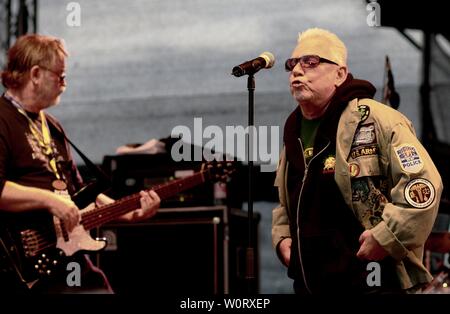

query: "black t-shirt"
(0, 94), (83, 197)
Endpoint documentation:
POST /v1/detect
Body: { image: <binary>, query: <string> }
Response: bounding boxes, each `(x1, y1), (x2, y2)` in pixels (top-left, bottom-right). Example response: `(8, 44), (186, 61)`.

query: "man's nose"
(291, 63), (305, 77)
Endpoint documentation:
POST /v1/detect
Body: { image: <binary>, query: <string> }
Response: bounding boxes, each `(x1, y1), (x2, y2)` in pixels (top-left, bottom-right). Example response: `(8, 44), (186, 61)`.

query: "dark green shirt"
(300, 116), (321, 164)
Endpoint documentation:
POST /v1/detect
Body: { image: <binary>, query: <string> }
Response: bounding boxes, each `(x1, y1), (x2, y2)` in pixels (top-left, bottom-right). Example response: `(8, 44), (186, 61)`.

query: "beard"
(291, 87), (313, 103)
(37, 86), (64, 108)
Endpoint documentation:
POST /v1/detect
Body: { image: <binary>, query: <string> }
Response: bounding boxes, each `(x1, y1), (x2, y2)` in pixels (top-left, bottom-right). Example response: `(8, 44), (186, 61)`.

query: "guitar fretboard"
(80, 171), (207, 230)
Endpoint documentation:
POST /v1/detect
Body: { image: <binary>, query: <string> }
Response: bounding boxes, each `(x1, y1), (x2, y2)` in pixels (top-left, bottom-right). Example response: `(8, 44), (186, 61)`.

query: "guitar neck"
(80, 170), (208, 230)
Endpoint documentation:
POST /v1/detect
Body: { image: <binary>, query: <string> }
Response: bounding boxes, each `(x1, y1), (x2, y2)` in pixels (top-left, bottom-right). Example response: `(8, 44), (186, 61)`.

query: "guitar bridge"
(20, 230), (41, 257)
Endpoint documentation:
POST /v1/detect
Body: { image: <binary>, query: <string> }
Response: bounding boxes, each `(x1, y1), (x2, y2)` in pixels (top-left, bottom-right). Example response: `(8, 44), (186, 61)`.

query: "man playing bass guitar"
(0, 34), (161, 294)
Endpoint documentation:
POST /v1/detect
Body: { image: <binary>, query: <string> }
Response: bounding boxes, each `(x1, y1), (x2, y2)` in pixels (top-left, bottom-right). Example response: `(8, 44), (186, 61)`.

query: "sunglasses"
(39, 65), (66, 83)
(285, 55), (338, 72)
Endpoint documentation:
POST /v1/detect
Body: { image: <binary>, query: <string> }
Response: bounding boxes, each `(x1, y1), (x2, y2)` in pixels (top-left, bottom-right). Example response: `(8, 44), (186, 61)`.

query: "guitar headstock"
(202, 161), (236, 183)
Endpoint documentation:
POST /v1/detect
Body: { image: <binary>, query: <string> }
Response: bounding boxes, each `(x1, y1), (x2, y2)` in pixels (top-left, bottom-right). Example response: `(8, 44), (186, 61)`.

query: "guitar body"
(0, 208), (106, 288)
(54, 206), (107, 256)
(0, 211), (61, 287)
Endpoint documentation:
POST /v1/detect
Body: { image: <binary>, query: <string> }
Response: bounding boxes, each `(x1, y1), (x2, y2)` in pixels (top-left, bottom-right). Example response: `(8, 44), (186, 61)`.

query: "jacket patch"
(404, 178), (435, 208)
(352, 178), (388, 229)
(357, 104), (370, 122)
(350, 144), (378, 159)
(352, 179), (369, 202)
(352, 123), (376, 147)
(322, 156), (336, 174)
(349, 163), (360, 177)
(395, 144), (423, 173)
(365, 190), (386, 228)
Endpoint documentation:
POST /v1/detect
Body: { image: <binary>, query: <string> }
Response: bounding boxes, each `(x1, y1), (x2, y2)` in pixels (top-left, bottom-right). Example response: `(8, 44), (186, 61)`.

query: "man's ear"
(335, 66), (348, 87)
(29, 65), (41, 85)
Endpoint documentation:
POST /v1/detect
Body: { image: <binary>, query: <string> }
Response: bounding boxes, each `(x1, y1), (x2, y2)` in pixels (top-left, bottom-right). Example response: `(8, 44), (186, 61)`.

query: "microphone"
(231, 52), (275, 77)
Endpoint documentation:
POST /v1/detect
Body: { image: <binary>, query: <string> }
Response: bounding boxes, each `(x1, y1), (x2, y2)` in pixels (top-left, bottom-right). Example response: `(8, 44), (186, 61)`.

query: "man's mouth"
(291, 80), (307, 89)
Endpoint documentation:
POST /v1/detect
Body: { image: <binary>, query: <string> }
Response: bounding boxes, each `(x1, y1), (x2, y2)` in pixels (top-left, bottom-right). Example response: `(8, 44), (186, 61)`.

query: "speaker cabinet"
(93, 206), (260, 294)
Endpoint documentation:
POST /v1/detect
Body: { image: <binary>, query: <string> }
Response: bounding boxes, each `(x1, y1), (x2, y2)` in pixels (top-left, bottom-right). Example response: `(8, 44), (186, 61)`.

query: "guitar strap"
(46, 116), (112, 208)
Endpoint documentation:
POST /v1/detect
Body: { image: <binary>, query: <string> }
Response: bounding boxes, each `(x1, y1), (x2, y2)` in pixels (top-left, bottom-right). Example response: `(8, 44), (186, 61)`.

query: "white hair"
(297, 28), (347, 66)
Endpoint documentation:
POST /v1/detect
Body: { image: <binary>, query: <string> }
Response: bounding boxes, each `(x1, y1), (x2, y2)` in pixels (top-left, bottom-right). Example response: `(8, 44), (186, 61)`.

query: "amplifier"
(92, 205), (260, 294)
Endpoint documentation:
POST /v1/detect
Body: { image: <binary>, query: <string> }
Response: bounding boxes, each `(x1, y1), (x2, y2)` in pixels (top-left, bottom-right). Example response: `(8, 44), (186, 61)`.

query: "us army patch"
(357, 104), (370, 122)
(395, 144), (423, 173)
(350, 144), (378, 159)
(404, 178), (435, 208)
(352, 123), (376, 147)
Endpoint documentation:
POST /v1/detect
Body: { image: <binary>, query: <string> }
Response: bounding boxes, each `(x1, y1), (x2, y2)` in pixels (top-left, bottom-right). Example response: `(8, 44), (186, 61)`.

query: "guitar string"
(26, 169), (229, 259)
(26, 170), (217, 256)
(81, 173), (205, 228)
(29, 165), (233, 258)
(26, 189), (174, 255)
(24, 171), (212, 256)
(25, 182), (190, 255)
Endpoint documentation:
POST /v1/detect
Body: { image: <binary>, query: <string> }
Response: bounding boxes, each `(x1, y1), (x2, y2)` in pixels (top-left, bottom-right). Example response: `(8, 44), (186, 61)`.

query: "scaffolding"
(0, 0), (37, 74)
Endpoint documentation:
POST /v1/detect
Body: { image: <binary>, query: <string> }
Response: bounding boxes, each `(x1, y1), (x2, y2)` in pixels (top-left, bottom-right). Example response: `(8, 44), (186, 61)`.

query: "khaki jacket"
(272, 98), (443, 290)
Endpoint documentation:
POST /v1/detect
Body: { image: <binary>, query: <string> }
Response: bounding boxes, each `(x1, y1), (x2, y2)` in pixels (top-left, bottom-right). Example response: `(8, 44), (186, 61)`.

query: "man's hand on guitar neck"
(95, 190), (160, 223)
(131, 190), (160, 221)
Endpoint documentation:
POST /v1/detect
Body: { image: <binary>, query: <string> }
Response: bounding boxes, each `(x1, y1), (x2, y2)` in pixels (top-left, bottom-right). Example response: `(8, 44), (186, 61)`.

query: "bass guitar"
(0, 161), (233, 288)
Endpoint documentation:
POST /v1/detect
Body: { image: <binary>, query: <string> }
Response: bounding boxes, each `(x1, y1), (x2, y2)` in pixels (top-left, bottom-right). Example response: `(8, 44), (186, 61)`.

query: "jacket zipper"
(295, 138), (330, 294)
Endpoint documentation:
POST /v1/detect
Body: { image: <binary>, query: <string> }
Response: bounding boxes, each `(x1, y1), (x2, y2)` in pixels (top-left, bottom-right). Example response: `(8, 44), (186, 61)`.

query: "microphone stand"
(245, 74), (256, 294)
(232, 54), (273, 293)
